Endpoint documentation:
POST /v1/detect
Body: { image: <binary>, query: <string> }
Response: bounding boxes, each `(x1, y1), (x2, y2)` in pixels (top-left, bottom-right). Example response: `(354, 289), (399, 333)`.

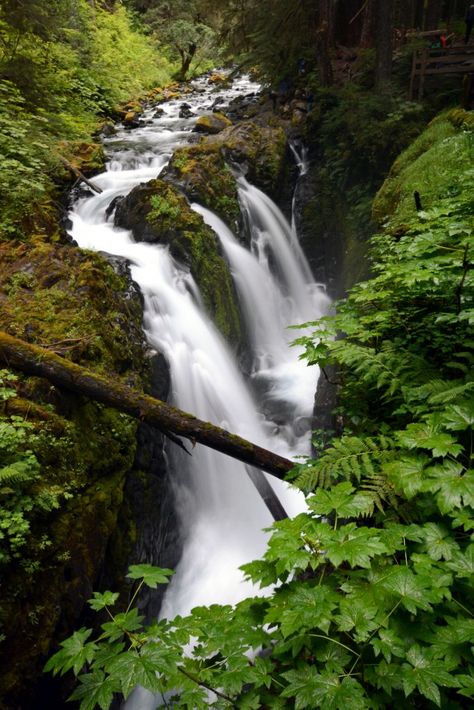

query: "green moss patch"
(166, 144), (240, 225)
(0, 241), (144, 376)
(117, 178), (242, 345)
(214, 121), (287, 196)
(373, 113), (474, 229)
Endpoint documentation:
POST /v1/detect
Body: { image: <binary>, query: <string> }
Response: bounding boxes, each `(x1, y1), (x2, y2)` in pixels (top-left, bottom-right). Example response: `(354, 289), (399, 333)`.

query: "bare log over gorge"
(0, 330), (294, 480)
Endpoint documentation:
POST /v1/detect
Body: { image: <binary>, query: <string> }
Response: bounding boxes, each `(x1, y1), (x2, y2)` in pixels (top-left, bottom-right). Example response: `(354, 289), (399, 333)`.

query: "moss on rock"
(164, 144), (241, 226)
(57, 140), (106, 176)
(114, 179), (242, 345)
(194, 112), (232, 135)
(0, 241), (149, 706)
(207, 120), (288, 197)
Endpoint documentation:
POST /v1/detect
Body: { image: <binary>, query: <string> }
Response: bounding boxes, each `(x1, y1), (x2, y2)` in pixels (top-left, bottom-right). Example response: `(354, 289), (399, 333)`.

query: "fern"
(291, 460), (335, 492)
(0, 457), (39, 488)
(360, 472), (398, 513)
(294, 434), (397, 494)
(331, 341), (436, 400)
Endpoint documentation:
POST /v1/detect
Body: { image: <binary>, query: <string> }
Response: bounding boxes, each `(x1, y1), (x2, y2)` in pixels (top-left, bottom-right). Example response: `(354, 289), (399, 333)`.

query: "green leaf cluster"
(0, 370), (76, 567)
(0, 0), (174, 237)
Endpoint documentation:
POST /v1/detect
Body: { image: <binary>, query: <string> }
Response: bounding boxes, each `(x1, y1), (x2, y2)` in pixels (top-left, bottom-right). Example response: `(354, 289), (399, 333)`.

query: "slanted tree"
(129, 0), (218, 79)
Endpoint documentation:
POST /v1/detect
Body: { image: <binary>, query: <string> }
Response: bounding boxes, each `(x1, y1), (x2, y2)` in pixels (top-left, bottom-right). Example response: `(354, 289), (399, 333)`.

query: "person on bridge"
(465, 4), (474, 44)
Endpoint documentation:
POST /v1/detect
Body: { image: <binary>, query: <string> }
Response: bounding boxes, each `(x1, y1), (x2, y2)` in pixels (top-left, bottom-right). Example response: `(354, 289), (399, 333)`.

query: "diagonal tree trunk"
(0, 330), (294, 480)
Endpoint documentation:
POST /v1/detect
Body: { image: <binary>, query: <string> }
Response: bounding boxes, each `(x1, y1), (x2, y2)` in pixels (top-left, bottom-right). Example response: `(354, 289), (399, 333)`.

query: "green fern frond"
(331, 341), (435, 398)
(0, 458), (39, 488)
(292, 461), (335, 492)
(361, 473), (398, 512)
(294, 435), (397, 492)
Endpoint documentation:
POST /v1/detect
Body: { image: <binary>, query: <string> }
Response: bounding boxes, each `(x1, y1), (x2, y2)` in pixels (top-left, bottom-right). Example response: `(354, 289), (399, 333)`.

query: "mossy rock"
(0, 241), (144, 376)
(114, 179), (242, 345)
(207, 120), (287, 197)
(373, 115), (473, 228)
(163, 144), (241, 227)
(194, 112), (232, 135)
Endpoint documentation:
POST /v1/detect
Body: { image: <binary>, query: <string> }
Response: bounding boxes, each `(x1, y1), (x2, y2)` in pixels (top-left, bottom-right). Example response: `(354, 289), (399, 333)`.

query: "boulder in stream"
(193, 111), (232, 134)
(114, 179), (242, 345)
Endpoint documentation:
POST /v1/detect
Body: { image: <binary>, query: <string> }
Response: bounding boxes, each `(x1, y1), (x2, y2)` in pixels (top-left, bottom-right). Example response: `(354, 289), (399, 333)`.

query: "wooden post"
(409, 49), (418, 99)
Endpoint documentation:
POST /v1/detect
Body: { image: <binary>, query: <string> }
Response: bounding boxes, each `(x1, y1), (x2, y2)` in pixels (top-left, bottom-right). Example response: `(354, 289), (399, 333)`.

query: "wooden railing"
(409, 45), (474, 99)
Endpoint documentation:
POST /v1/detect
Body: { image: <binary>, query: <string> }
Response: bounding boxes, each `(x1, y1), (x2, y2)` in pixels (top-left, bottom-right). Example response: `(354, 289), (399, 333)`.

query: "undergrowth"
(0, 0), (173, 238)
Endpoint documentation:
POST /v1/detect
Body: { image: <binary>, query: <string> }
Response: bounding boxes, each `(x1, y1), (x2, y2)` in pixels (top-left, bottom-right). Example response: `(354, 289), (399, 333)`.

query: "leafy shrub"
(0, 0), (175, 238)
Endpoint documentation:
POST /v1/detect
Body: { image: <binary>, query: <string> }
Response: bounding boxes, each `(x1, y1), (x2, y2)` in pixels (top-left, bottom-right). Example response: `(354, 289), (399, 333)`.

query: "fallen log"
(58, 155), (103, 194)
(0, 331), (294, 480)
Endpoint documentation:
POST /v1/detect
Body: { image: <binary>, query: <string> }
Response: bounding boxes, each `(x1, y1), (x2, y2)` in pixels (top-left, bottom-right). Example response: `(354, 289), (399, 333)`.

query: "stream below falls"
(68, 73), (330, 708)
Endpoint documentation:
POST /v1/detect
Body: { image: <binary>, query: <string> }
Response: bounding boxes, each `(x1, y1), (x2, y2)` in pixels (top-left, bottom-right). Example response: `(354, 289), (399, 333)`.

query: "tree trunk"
(424, 0), (443, 29)
(396, 0), (418, 30)
(360, 0), (376, 48)
(375, 0), (394, 90)
(58, 156), (103, 194)
(319, 0), (337, 47)
(0, 331), (294, 480)
(315, 1), (334, 88)
(179, 43), (197, 80)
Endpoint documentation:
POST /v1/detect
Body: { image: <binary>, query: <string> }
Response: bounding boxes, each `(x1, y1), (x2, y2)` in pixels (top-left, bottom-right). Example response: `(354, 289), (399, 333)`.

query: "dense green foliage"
(129, 0), (220, 79)
(0, 0), (173, 237)
(45, 116), (474, 707)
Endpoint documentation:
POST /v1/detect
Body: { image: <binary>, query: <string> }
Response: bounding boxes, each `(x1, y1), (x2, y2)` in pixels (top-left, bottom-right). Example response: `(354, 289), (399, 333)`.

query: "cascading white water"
(68, 73), (328, 708)
(192, 203), (329, 421)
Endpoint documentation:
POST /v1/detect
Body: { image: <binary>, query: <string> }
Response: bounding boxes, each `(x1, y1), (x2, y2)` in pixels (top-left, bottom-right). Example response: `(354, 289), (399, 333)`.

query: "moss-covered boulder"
(0, 241), (144, 374)
(373, 110), (474, 230)
(0, 241), (149, 706)
(193, 112), (232, 135)
(162, 144), (241, 227)
(114, 179), (242, 345)
(206, 120), (288, 197)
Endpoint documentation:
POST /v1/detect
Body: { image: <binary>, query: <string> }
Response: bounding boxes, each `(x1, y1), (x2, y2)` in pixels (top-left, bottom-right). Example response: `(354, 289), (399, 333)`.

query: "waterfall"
(67, 73), (328, 709)
(192, 203), (329, 421)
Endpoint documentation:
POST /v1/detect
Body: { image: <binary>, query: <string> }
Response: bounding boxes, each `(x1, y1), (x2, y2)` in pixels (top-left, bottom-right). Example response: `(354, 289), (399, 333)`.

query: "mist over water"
(68, 73), (329, 708)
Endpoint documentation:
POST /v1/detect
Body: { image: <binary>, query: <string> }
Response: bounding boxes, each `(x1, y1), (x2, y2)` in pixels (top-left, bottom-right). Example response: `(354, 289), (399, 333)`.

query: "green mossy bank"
(0, 242), (148, 705)
(373, 108), (474, 228)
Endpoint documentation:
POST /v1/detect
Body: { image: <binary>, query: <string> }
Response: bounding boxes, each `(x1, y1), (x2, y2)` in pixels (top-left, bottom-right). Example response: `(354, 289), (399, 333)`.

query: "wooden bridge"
(409, 44), (474, 100)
